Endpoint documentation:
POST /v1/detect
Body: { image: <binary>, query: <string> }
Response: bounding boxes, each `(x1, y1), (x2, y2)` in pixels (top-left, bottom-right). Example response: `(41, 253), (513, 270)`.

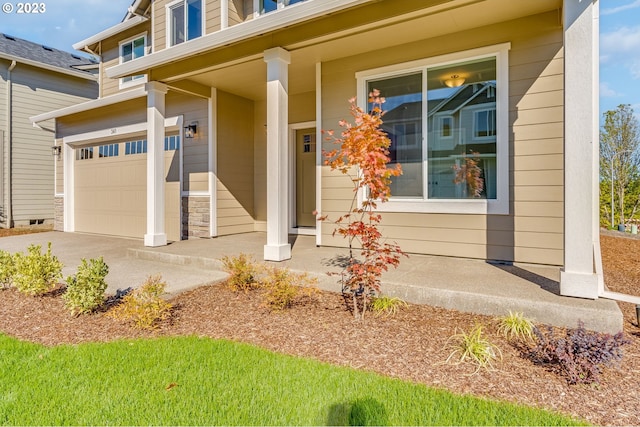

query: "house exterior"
(31, 0), (603, 300)
(0, 35), (98, 228)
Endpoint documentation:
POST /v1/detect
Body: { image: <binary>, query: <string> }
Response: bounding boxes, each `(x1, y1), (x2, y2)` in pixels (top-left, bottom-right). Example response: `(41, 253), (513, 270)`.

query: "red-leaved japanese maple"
(453, 151), (485, 198)
(319, 91), (406, 319)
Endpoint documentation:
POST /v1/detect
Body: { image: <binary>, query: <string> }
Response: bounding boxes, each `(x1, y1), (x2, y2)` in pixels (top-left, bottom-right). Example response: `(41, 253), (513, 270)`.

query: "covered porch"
(129, 231), (622, 334)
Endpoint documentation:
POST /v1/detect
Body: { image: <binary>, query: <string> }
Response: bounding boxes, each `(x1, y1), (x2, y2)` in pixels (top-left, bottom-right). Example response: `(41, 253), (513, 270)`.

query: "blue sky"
(0, 0), (638, 121)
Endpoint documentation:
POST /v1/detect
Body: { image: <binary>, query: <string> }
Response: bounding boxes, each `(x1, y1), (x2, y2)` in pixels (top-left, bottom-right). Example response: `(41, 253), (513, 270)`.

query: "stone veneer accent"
(54, 196), (64, 231)
(182, 196), (210, 239)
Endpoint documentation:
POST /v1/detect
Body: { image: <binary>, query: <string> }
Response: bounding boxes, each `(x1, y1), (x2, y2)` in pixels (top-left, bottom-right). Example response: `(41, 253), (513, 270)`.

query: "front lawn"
(0, 334), (584, 426)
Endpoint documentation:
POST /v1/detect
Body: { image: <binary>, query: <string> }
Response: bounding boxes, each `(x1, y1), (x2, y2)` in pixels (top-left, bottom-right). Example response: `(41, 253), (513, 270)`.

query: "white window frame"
(471, 105), (497, 140)
(435, 114), (454, 140)
(166, 0), (205, 47)
(118, 33), (148, 90)
(355, 43), (510, 215)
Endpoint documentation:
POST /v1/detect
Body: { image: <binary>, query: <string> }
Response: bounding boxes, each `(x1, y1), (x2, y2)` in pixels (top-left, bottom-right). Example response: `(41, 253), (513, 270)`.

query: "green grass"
(0, 334), (587, 426)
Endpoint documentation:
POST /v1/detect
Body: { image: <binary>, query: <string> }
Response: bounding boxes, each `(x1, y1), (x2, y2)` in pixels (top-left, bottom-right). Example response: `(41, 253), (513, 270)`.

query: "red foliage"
(452, 151), (484, 198)
(319, 91), (406, 319)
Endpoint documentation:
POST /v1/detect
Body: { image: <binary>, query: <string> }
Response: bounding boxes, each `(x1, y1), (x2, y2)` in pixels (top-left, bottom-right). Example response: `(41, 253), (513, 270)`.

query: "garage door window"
(125, 140), (147, 155)
(76, 147), (93, 160)
(98, 143), (119, 158)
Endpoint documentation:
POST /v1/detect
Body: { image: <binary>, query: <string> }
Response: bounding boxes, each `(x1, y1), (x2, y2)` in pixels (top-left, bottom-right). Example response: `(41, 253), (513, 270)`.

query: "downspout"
(3, 60), (16, 228)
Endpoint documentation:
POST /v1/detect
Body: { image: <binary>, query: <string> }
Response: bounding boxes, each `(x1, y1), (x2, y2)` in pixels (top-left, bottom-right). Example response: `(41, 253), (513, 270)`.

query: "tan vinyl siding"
(242, 0), (253, 22)
(320, 11), (564, 265)
(166, 92), (209, 192)
(0, 61), (7, 218)
(10, 65), (97, 223)
(54, 138), (64, 195)
(100, 21), (151, 97)
(217, 90), (254, 235)
(206, 0), (221, 34)
(229, 0), (246, 25)
(57, 97), (147, 137)
(253, 99), (266, 226)
(153, 0), (169, 52)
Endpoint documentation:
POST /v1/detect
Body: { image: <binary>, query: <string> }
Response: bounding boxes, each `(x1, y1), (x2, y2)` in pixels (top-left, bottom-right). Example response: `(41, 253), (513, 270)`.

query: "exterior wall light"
(51, 145), (61, 157)
(184, 122), (198, 138)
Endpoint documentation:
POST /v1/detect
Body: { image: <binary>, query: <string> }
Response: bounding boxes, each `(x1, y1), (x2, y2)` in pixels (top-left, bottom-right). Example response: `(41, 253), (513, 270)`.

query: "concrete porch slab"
(0, 231), (622, 333)
(129, 232), (623, 334)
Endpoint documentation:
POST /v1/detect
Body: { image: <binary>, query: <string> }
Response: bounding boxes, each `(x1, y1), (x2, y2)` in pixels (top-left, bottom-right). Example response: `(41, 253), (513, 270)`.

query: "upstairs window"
(258, 0), (306, 15)
(168, 0), (202, 47)
(119, 34), (147, 88)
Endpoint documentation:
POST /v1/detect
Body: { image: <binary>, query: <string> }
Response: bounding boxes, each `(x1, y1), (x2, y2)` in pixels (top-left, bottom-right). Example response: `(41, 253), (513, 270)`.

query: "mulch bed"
(1, 231), (640, 426)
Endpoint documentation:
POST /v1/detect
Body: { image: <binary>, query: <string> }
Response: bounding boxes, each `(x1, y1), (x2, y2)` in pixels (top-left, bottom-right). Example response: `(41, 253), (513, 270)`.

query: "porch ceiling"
(172, 0), (561, 101)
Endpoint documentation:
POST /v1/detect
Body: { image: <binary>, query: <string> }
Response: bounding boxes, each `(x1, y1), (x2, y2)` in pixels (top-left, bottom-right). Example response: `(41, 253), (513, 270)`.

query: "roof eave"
(0, 53), (98, 81)
(72, 15), (148, 52)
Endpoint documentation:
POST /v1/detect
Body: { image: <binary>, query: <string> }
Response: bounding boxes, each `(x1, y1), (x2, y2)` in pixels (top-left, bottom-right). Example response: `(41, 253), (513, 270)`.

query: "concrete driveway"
(0, 231), (227, 295)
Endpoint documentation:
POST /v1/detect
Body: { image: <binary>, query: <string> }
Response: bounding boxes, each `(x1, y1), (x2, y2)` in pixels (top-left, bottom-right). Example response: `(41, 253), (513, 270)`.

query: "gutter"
(106, 0), (373, 79)
(72, 15), (148, 51)
(2, 60), (16, 228)
(0, 53), (97, 81)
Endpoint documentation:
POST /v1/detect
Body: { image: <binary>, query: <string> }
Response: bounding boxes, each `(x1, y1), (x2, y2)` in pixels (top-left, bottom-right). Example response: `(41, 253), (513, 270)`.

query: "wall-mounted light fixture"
(51, 145), (61, 157)
(443, 74), (465, 88)
(184, 122), (198, 138)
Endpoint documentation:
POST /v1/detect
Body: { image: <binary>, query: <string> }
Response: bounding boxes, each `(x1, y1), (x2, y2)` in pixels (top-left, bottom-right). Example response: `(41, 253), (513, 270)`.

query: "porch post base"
(144, 233), (168, 247)
(560, 270), (599, 299)
(264, 244), (291, 262)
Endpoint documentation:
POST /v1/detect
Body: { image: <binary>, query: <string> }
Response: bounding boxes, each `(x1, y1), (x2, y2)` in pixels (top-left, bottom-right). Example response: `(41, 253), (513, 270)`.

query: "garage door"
(74, 138), (181, 241)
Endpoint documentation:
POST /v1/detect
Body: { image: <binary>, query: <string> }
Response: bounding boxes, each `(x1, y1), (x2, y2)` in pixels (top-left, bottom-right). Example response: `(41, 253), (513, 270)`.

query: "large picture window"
(357, 44), (509, 214)
(168, 0), (202, 47)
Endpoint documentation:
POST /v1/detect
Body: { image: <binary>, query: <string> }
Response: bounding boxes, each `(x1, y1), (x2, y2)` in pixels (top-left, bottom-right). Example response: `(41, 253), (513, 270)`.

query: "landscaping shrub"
(63, 257), (109, 315)
(221, 253), (261, 292)
(446, 324), (502, 373)
(0, 250), (15, 288)
(108, 275), (172, 329)
(260, 267), (319, 311)
(12, 242), (63, 296)
(528, 322), (630, 385)
(370, 295), (407, 317)
(496, 311), (535, 342)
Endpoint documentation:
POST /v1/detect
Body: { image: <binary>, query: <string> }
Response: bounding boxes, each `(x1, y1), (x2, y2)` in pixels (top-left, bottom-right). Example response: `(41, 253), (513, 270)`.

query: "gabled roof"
(0, 33), (98, 81)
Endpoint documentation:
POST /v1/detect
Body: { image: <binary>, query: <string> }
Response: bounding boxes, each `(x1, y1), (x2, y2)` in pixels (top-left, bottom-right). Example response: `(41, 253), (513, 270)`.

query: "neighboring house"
(0, 34), (98, 228)
(31, 0), (603, 300)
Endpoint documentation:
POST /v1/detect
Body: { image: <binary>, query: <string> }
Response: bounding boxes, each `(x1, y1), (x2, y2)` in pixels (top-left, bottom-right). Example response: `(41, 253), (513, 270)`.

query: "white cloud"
(601, 26), (640, 56)
(602, 0), (640, 15)
(600, 82), (622, 98)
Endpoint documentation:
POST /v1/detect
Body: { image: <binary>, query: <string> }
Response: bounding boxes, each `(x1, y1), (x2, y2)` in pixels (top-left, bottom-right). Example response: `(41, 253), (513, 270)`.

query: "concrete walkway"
(0, 231), (622, 333)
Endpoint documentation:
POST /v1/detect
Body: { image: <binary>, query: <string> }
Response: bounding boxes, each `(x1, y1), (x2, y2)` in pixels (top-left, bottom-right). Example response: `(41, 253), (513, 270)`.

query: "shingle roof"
(0, 33), (97, 76)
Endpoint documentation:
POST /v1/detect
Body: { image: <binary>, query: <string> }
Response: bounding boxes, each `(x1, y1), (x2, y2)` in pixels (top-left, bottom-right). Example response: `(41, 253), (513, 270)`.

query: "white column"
(263, 47), (291, 261)
(560, 0), (600, 298)
(63, 143), (74, 232)
(144, 81), (168, 247)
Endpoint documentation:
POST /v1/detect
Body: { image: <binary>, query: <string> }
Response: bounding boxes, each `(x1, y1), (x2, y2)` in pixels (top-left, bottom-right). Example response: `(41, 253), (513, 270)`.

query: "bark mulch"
(1, 230), (639, 426)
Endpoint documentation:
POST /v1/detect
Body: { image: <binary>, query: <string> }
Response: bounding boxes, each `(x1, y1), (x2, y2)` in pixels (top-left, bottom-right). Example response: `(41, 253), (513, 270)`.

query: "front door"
(295, 128), (316, 228)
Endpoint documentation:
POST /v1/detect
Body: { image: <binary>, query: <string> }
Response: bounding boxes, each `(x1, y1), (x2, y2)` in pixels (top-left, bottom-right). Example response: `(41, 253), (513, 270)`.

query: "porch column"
(263, 47), (291, 261)
(63, 142), (75, 232)
(560, 0), (600, 298)
(144, 81), (168, 247)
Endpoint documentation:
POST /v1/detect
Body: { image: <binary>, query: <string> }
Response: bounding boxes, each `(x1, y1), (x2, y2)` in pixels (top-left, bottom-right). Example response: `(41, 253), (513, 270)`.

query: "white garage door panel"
(75, 150), (180, 241)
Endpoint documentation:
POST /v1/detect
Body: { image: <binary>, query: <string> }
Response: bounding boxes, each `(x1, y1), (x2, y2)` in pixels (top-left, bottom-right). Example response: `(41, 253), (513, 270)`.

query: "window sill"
(374, 198), (509, 215)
